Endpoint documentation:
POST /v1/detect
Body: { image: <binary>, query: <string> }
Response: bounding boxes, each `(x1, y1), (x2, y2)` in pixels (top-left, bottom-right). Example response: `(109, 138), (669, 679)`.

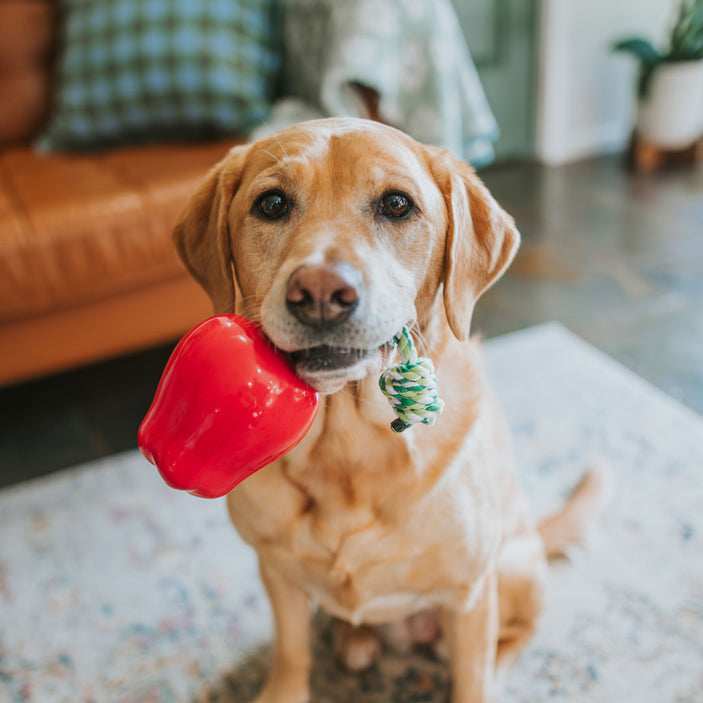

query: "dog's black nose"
(286, 262), (362, 327)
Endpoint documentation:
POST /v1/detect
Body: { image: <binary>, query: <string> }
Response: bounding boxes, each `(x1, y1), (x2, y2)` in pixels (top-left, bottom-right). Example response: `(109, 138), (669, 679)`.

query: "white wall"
(536, 0), (679, 165)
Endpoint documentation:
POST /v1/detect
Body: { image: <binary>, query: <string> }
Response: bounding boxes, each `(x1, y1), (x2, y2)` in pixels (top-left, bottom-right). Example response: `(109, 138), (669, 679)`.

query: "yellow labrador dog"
(174, 118), (606, 703)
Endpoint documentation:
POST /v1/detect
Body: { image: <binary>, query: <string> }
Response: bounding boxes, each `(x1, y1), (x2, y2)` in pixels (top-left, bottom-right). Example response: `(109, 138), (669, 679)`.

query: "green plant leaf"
(668, 0), (703, 59)
(638, 64), (657, 99)
(612, 38), (662, 64)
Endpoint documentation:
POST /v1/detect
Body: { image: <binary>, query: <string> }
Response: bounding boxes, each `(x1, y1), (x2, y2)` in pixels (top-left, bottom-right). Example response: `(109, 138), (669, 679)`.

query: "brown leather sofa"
(0, 0), (244, 386)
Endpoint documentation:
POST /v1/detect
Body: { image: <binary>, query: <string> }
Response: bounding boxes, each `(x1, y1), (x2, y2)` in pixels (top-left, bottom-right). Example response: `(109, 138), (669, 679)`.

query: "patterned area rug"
(1, 324), (702, 703)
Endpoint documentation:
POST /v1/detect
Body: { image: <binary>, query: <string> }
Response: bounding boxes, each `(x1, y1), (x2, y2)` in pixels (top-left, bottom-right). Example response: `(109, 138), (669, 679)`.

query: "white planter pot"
(636, 59), (703, 149)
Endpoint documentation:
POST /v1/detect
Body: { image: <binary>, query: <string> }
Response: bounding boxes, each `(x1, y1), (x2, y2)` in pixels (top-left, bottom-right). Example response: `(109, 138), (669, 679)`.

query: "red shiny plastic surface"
(138, 315), (319, 498)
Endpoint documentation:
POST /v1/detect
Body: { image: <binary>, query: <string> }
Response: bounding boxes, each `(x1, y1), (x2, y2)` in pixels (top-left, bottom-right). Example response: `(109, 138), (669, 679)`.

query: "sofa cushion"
(37, 0), (281, 151)
(0, 0), (56, 146)
(0, 139), (241, 322)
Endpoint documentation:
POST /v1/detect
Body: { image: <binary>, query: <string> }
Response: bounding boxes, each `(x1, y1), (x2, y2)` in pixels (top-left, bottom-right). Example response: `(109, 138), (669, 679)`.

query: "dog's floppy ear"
(427, 146), (520, 341)
(173, 144), (251, 313)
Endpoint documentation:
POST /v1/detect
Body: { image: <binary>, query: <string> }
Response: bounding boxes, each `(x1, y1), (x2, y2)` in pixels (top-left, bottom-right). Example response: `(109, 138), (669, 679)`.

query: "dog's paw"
(378, 609), (442, 655)
(333, 621), (381, 672)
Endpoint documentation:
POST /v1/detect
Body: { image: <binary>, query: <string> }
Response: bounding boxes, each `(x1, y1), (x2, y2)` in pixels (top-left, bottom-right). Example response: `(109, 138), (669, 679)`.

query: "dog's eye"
(255, 191), (289, 220)
(379, 191), (413, 219)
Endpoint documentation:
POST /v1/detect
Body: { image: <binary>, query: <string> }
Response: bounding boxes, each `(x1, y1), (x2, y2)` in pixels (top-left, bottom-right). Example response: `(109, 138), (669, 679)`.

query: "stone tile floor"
(474, 155), (703, 412)
(1, 154), (701, 488)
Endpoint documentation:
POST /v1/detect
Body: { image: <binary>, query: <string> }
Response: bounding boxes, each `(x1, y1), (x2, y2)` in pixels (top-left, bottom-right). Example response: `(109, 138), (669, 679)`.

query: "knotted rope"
(379, 327), (445, 433)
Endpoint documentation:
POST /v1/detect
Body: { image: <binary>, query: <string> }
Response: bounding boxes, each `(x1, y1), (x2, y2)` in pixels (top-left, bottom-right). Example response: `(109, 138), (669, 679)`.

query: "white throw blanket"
(252, 0), (499, 166)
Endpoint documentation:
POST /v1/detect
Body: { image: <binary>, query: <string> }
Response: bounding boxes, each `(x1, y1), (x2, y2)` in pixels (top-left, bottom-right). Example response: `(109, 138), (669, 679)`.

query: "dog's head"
(174, 118), (519, 393)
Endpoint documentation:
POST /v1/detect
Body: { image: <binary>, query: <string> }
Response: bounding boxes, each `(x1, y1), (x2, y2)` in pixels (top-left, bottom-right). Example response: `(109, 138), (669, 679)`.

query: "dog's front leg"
(442, 570), (499, 703)
(253, 560), (311, 703)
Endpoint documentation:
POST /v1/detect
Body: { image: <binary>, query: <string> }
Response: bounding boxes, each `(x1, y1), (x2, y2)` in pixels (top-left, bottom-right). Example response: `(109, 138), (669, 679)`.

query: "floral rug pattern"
(1, 324), (702, 702)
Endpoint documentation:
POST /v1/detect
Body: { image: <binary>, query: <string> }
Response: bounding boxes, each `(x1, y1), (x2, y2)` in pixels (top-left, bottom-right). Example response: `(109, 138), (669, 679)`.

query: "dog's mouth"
(282, 338), (399, 393)
(289, 345), (374, 373)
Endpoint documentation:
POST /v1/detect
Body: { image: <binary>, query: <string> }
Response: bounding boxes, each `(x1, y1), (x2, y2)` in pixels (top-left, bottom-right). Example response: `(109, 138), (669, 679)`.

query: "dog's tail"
(537, 462), (614, 559)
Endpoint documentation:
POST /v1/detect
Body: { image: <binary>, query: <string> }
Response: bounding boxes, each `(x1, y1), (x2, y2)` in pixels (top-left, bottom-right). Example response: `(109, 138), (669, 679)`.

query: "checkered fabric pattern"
(38, 0), (282, 150)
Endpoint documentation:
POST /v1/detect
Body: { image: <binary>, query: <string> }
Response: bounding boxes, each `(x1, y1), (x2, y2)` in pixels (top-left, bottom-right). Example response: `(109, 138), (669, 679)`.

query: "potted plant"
(614, 0), (703, 149)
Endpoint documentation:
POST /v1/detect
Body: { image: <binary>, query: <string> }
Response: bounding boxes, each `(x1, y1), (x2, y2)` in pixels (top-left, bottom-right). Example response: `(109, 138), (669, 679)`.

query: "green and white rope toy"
(379, 327), (445, 433)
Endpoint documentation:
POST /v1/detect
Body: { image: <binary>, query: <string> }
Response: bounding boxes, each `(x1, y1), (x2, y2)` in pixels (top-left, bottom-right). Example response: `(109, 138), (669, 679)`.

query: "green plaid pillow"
(38, 0), (281, 150)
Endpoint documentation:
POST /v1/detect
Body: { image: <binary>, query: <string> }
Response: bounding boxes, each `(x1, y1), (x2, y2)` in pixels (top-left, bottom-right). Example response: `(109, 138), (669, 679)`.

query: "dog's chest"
(229, 419), (499, 625)
(291, 491), (494, 624)
(227, 378), (504, 624)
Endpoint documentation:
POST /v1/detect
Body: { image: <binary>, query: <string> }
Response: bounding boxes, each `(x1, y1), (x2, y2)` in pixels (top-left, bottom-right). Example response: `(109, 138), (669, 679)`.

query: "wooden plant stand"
(629, 132), (703, 172)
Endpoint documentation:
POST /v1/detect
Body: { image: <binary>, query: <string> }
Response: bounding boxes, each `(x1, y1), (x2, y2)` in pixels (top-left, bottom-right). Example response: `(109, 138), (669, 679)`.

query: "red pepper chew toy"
(138, 314), (319, 499)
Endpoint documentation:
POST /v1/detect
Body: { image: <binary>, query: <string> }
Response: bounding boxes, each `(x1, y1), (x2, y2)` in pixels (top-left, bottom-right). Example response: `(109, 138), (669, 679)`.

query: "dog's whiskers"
(271, 132), (290, 160)
(262, 149), (285, 168)
(236, 293), (266, 322)
(406, 321), (431, 358)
